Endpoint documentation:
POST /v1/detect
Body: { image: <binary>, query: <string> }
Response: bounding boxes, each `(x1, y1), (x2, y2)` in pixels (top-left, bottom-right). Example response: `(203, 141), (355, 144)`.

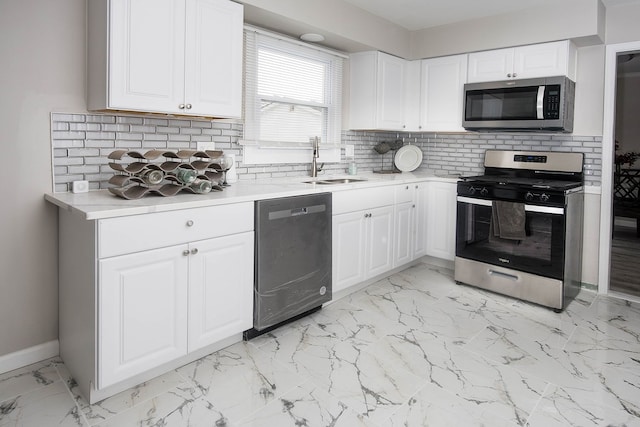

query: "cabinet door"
(188, 232), (254, 352)
(426, 181), (457, 261)
(420, 55), (468, 132)
(376, 53), (406, 130)
(513, 41), (571, 80)
(109, 0), (186, 113)
(366, 205), (394, 277)
(467, 48), (514, 83)
(413, 183), (428, 259)
(403, 60), (422, 132)
(99, 245), (188, 389)
(333, 211), (367, 293)
(184, 0), (243, 117)
(394, 201), (414, 267)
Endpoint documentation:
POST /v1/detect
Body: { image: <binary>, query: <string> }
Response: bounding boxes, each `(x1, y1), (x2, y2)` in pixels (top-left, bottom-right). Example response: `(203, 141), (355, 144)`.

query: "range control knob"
(468, 186), (476, 195)
(540, 193), (550, 202)
(480, 187), (489, 196)
(525, 192), (534, 201)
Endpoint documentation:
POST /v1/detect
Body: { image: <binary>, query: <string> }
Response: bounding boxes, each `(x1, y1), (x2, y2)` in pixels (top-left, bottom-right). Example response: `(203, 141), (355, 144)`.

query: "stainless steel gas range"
(455, 150), (584, 311)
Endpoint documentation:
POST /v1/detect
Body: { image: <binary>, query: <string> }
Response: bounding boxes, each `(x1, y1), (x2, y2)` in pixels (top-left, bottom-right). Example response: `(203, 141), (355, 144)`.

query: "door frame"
(598, 40), (640, 294)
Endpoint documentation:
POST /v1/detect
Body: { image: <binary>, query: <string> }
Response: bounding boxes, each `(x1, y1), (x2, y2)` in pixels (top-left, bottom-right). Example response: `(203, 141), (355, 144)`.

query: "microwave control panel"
(544, 85), (561, 119)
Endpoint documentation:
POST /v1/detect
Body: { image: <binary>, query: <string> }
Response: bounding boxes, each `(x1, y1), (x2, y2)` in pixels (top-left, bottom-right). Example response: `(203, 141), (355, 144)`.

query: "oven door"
(456, 196), (565, 280)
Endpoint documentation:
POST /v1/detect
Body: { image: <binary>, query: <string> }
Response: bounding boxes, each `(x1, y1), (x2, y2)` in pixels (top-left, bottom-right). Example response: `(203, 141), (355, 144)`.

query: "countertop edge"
(44, 172), (461, 220)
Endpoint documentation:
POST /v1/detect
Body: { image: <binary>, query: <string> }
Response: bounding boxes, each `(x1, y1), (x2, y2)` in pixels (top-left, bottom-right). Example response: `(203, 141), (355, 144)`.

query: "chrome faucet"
(311, 136), (321, 177)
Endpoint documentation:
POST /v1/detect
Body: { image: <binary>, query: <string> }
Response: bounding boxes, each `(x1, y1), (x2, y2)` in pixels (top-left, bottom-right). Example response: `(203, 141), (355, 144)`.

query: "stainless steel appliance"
(462, 76), (575, 132)
(455, 150), (584, 311)
(244, 193), (332, 339)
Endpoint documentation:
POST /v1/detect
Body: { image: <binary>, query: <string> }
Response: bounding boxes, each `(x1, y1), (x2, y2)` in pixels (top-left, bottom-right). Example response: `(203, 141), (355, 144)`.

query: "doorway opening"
(610, 50), (640, 298)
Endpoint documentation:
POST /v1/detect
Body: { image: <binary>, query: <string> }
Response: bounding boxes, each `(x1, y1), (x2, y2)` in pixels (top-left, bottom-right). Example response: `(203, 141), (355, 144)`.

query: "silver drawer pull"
(186, 220), (194, 227)
(488, 269), (519, 281)
(191, 248), (198, 255)
(182, 250), (190, 256)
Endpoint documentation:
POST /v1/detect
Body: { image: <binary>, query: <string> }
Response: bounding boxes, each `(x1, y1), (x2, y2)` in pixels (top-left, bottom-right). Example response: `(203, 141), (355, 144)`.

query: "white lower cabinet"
(332, 186), (395, 293)
(333, 206), (393, 293)
(426, 181), (457, 260)
(187, 232), (253, 352)
(394, 183), (428, 266)
(99, 245), (189, 389)
(58, 202), (254, 403)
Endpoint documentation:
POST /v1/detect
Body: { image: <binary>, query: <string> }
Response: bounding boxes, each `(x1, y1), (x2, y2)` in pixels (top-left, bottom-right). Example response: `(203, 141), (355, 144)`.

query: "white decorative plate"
(394, 145), (423, 172)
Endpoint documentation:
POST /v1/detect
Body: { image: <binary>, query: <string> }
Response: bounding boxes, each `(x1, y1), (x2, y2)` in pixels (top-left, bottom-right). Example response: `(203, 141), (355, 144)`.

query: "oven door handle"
(457, 196), (564, 215)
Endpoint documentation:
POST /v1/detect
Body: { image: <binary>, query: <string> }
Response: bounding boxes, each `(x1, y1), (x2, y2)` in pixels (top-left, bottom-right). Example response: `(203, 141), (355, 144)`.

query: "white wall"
(409, 0), (604, 59)
(0, 0), (86, 357)
(238, 0), (411, 58)
(606, 2), (640, 44)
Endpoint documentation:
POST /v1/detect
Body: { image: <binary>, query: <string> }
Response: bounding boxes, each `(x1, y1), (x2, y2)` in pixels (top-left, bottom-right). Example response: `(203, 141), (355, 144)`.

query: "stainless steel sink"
(304, 178), (367, 185)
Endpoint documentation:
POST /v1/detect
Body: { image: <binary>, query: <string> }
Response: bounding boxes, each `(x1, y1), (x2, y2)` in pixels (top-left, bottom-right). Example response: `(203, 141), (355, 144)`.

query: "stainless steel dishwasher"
(244, 192), (332, 339)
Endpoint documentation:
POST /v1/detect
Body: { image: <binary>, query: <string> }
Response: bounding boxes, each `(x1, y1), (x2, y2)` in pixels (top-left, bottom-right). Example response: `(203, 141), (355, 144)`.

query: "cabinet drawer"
(98, 202), (254, 258)
(395, 184), (415, 204)
(333, 186), (395, 215)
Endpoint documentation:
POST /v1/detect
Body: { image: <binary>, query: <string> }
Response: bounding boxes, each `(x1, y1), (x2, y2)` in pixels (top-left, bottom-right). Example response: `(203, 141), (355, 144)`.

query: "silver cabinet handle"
(182, 250), (190, 256)
(412, 204), (416, 208)
(178, 104), (186, 109)
(405, 185), (409, 190)
(186, 104), (192, 110)
(415, 185), (418, 189)
(513, 73), (517, 78)
(507, 73), (512, 78)
(186, 220), (194, 227)
(191, 248), (198, 255)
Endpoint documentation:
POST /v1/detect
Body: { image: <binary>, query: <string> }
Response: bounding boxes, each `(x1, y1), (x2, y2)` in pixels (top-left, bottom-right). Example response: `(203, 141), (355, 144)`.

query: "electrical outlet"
(196, 141), (216, 151)
(72, 180), (89, 193)
(345, 144), (355, 158)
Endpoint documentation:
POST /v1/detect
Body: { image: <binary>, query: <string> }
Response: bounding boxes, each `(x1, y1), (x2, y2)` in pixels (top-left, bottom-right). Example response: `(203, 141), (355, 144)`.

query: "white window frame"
(241, 26), (345, 165)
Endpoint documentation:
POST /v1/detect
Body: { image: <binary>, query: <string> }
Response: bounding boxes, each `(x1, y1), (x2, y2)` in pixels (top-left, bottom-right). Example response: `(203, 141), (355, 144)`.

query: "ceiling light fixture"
(300, 33), (325, 43)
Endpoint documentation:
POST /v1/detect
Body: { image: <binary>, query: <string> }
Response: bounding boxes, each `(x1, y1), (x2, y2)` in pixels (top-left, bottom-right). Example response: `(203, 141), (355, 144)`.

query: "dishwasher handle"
(268, 204), (327, 220)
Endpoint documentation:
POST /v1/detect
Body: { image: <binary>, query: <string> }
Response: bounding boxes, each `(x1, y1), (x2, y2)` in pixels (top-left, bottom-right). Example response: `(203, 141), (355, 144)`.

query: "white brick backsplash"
(86, 115), (116, 124)
(52, 131), (85, 140)
(50, 111), (603, 192)
(70, 123), (101, 131)
(143, 118), (169, 126)
(117, 116), (143, 124)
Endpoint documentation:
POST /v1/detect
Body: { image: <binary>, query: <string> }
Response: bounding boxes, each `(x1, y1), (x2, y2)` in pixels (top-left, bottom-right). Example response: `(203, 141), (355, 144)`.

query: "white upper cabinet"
(349, 51), (406, 131)
(420, 54), (468, 132)
(467, 40), (576, 83)
(403, 55), (467, 133)
(88, 0), (243, 118)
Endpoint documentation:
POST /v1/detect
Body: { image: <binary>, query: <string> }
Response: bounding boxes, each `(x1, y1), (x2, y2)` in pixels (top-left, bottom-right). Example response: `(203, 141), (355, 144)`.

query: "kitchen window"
(241, 26), (344, 164)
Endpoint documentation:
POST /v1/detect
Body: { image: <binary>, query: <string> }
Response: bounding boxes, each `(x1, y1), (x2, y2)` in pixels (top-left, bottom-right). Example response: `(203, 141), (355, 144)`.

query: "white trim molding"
(0, 340), (59, 374)
(599, 40), (640, 295)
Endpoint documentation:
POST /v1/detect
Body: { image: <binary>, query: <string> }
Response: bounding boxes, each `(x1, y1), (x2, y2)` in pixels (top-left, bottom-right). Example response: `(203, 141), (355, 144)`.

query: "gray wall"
(0, 0), (86, 356)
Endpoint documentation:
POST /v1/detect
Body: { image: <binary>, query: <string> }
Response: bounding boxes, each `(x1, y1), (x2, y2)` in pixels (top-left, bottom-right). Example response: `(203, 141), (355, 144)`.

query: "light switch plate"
(345, 144), (355, 158)
(196, 141), (216, 151)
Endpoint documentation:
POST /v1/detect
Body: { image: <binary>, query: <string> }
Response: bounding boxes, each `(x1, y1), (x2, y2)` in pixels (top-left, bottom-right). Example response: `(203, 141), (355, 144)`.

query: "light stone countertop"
(44, 171), (461, 220)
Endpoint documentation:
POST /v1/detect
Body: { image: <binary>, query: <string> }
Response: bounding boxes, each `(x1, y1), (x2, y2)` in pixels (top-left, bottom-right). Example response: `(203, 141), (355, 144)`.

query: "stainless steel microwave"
(462, 76), (575, 132)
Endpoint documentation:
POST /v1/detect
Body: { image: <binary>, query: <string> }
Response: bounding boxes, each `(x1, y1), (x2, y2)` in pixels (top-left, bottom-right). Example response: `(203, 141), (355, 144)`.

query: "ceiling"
(342, 0), (640, 31)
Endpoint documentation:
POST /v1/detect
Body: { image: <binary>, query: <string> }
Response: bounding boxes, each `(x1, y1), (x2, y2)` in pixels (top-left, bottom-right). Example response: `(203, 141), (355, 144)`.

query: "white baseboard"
(0, 340), (59, 374)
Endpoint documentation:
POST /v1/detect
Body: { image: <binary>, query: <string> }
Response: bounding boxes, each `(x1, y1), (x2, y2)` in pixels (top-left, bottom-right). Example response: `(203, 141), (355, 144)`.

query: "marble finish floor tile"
(3, 261), (640, 426)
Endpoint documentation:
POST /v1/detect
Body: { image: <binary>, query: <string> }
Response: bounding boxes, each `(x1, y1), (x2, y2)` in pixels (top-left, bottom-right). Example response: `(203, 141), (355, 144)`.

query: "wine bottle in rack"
(173, 166), (198, 184)
(190, 178), (212, 194)
(138, 169), (164, 185)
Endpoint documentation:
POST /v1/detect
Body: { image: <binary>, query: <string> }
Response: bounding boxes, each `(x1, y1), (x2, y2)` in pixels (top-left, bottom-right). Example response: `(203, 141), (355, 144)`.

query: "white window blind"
(242, 27), (344, 164)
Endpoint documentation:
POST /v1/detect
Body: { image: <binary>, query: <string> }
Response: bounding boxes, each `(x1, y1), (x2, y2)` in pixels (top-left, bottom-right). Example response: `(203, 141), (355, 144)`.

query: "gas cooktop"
(461, 175), (583, 191)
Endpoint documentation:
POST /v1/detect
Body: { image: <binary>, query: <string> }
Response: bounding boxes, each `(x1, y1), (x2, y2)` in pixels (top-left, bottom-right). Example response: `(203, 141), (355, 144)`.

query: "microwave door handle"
(537, 86), (546, 119)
